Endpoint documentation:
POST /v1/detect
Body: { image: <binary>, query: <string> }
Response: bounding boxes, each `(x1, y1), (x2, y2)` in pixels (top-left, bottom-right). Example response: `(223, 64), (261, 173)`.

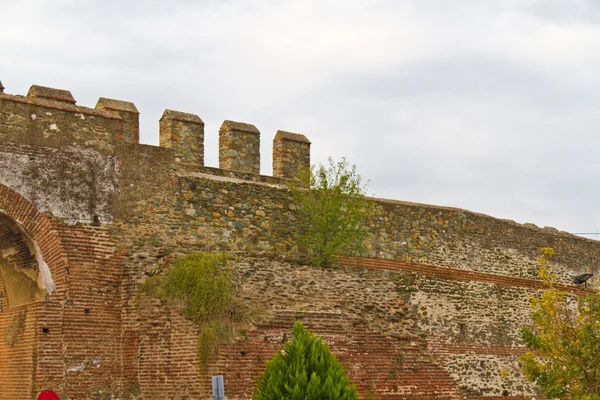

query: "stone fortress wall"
(0, 80), (597, 399)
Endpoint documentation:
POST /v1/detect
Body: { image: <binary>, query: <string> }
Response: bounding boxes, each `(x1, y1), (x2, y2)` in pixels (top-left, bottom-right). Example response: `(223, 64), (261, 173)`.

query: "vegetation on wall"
(254, 320), (358, 400)
(141, 252), (245, 367)
(289, 157), (373, 268)
(520, 248), (600, 399)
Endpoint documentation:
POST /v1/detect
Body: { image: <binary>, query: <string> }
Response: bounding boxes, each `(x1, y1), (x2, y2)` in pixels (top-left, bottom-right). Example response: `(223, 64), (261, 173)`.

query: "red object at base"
(37, 390), (60, 400)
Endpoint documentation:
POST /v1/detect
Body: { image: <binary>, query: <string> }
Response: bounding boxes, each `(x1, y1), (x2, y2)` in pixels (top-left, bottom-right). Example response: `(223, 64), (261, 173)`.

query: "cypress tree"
(254, 320), (359, 400)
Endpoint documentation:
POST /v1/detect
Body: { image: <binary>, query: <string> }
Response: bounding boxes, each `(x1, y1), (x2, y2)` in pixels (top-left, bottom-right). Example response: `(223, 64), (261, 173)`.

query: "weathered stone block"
(96, 97), (139, 143)
(27, 85), (76, 104)
(159, 109), (204, 166)
(272, 130), (310, 180)
(219, 120), (260, 174)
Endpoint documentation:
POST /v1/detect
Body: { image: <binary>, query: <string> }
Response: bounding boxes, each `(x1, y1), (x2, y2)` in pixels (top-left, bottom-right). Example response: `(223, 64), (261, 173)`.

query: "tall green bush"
(254, 320), (358, 400)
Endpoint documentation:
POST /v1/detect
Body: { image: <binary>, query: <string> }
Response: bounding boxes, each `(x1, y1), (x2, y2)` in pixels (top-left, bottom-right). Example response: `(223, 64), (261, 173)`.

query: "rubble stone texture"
(95, 96), (140, 143)
(219, 120), (261, 174)
(0, 82), (596, 400)
(159, 109), (204, 167)
(272, 130), (310, 179)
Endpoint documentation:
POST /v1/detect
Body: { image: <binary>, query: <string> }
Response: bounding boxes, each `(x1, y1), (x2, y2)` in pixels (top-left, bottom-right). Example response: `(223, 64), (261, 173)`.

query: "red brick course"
(342, 256), (589, 294)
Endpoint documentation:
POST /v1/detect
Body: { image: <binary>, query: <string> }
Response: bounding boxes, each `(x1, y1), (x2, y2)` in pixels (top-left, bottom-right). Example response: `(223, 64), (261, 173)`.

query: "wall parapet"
(0, 91), (121, 120)
(0, 81), (312, 181)
(189, 166), (288, 186)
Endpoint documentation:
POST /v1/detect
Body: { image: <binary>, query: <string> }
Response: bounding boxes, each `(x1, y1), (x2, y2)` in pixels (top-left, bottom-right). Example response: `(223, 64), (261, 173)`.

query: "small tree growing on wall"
(254, 320), (358, 400)
(520, 248), (600, 399)
(289, 157), (373, 268)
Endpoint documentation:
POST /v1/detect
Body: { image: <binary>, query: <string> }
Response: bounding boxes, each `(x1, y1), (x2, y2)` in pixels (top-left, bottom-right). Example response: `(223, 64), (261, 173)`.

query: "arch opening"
(0, 213), (54, 309)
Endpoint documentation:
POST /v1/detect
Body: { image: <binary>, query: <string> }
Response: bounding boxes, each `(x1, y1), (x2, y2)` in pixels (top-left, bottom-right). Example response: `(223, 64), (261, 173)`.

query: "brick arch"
(0, 184), (68, 296)
(0, 183), (68, 400)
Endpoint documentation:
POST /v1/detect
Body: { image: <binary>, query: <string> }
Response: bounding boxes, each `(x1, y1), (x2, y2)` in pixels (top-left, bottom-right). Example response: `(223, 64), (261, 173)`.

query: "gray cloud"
(2, 0), (600, 236)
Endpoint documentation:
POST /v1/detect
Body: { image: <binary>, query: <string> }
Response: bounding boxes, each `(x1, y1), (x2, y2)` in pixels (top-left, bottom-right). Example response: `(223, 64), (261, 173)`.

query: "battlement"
(273, 130), (311, 179)
(27, 85), (76, 104)
(0, 82), (310, 180)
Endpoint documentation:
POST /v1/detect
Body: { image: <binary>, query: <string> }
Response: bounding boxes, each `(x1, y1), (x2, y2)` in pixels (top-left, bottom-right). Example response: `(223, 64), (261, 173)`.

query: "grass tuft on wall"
(141, 252), (245, 368)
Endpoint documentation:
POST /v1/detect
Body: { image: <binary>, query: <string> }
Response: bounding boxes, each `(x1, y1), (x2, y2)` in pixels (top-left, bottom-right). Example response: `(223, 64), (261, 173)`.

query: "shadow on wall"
(0, 214), (50, 309)
(0, 259), (45, 308)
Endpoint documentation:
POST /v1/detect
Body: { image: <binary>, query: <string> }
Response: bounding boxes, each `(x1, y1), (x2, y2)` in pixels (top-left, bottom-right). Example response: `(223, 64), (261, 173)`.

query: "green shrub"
(141, 252), (241, 367)
(289, 157), (373, 268)
(254, 320), (358, 400)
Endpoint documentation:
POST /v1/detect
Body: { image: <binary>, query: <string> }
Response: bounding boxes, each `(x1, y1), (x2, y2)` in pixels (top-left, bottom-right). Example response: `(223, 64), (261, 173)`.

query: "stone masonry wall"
(1, 82), (599, 399)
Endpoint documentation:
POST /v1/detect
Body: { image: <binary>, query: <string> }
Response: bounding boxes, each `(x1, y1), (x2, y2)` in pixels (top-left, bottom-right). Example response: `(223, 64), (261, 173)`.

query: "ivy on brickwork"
(289, 157), (374, 268)
(520, 248), (600, 399)
(254, 320), (358, 400)
(141, 252), (246, 368)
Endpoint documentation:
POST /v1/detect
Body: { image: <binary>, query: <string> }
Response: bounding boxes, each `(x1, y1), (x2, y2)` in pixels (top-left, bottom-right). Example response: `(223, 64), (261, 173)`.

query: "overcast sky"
(1, 0), (600, 236)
